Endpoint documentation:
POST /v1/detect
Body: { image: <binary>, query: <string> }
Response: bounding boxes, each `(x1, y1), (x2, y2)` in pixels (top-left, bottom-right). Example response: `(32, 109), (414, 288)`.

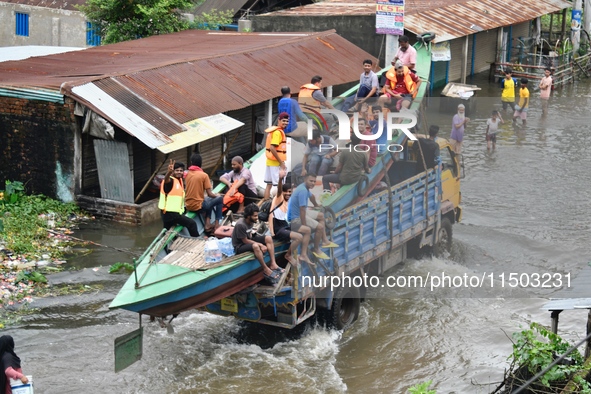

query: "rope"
(45, 229), (141, 257)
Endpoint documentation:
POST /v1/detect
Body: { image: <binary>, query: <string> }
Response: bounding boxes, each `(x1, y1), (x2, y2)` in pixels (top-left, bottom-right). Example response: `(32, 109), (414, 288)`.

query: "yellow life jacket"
(265, 126), (287, 163)
(158, 177), (185, 214)
(384, 66), (418, 98)
(298, 83), (321, 112)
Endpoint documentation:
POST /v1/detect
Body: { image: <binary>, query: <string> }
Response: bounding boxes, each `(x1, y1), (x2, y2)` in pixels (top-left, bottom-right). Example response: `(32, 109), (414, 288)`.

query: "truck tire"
(329, 285), (360, 330)
(434, 217), (453, 256)
(323, 206), (336, 230)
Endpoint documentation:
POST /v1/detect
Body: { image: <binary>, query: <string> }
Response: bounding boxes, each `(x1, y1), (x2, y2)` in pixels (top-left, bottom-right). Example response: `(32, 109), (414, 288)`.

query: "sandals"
(312, 251), (330, 259)
(321, 241), (339, 248)
(263, 270), (280, 285)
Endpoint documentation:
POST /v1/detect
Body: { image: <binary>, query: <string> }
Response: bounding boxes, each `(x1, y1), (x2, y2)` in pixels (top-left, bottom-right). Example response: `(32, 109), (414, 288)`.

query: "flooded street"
(4, 73), (591, 393)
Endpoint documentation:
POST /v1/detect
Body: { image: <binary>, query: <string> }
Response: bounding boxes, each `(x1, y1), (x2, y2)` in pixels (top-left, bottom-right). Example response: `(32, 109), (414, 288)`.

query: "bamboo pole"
(134, 154), (168, 203)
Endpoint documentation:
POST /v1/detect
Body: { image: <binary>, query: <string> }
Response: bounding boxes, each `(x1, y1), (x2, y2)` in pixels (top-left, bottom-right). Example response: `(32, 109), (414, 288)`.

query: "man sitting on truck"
(232, 203), (283, 284)
(379, 60), (421, 111)
(288, 173), (338, 260)
(322, 133), (371, 191)
(412, 125), (440, 172)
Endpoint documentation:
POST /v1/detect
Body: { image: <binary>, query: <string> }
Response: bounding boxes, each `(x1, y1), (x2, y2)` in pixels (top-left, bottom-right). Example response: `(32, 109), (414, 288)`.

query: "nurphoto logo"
(307, 109), (417, 153)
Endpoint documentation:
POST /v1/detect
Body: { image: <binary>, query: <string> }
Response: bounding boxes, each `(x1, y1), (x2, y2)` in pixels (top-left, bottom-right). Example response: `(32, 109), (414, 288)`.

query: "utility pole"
(573, 0), (583, 54)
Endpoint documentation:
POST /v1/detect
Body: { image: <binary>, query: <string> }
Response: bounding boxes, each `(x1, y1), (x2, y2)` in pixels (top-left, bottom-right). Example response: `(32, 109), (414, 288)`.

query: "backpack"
(258, 200), (281, 222)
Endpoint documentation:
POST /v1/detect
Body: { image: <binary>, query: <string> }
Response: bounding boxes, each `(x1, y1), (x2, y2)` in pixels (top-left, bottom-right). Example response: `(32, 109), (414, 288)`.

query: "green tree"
(78, 0), (194, 44)
(190, 9), (234, 30)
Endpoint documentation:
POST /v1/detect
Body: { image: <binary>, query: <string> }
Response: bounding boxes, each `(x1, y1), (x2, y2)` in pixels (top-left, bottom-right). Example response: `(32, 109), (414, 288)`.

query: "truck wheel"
(323, 206), (336, 230)
(434, 217), (453, 256)
(329, 285), (360, 330)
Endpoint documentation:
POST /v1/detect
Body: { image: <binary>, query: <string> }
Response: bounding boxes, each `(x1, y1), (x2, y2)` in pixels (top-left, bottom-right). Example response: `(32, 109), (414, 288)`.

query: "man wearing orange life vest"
(158, 159), (199, 237)
(263, 112), (289, 200)
(379, 60), (421, 111)
(298, 75), (335, 114)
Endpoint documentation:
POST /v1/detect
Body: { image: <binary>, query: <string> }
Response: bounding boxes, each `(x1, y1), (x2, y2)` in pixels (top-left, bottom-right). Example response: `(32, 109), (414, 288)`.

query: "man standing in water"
(450, 104), (469, 155)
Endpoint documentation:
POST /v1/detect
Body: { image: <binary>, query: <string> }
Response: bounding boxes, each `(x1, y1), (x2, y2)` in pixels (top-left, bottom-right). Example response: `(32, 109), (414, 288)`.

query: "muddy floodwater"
(4, 73), (591, 393)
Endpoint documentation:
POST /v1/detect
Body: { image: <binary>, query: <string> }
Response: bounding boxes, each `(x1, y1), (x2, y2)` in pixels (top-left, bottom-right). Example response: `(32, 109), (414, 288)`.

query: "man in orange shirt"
(185, 153), (223, 233)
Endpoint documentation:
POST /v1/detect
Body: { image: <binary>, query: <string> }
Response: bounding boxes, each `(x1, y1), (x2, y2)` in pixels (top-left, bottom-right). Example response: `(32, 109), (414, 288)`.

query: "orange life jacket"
(265, 126), (287, 162)
(158, 177), (185, 214)
(384, 66), (418, 98)
(298, 83), (321, 111)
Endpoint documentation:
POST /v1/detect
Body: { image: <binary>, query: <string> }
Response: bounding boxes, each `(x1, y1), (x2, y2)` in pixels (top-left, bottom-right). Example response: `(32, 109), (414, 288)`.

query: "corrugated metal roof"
(0, 30), (376, 150)
(405, 0), (571, 42)
(0, 0), (87, 11)
(255, 0), (472, 17)
(258, 0), (570, 42)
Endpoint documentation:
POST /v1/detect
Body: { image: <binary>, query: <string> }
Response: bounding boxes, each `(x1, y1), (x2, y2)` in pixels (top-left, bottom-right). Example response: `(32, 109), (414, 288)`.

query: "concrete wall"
(0, 3), (87, 47)
(0, 96), (78, 201)
(252, 15), (386, 68)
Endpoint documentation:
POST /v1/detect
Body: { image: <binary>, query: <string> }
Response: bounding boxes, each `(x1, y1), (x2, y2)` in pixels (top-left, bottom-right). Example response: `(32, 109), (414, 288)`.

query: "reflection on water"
(8, 73), (591, 393)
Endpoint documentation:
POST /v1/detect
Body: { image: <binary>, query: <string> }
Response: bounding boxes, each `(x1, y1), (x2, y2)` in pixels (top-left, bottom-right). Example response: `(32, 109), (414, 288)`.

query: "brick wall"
(0, 95), (77, 199)
(77, 195), (160, 226)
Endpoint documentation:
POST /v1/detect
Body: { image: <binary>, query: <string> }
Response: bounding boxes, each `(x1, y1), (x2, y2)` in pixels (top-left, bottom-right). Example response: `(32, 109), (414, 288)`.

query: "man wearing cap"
(379, 60), (421, 110)
(450, 104), (470, 154)
(391, 35), (417, 71)
(220, 156), (258, 213)
(263, 112), (289, 200)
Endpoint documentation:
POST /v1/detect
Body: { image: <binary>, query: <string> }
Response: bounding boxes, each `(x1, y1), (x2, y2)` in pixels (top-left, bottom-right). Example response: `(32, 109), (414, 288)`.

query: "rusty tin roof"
(0, 30), (376, 150)
(405, 0), (571, 42)
(258, 0), (570, 42)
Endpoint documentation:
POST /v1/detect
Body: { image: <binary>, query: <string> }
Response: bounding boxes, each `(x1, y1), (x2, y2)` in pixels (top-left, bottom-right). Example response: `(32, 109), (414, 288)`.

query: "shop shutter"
(473, 30), (499, 74)
(225, 106), (254, 160)
(448, 38), (465, 82)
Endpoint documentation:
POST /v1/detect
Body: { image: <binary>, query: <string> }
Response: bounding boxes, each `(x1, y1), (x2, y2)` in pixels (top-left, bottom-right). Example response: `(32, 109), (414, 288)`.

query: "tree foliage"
(190, 9), (234, 30)
(78, 0), (195, 44)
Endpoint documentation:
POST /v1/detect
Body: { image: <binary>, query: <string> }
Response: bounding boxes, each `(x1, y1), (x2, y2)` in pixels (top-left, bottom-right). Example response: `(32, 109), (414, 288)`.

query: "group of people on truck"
(158, 36), (435, 285)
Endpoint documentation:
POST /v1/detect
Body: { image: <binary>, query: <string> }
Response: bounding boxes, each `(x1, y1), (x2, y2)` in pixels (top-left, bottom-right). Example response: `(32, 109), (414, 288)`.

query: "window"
(15, 12), (29, 37)
(86, 22), (102, 46)
(440, 146), (458, 178)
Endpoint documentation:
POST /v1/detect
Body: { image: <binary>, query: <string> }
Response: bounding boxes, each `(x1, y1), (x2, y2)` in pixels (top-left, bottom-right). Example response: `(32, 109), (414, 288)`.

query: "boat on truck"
(203, 135), (462, 329)
(109, 34), (460, 330)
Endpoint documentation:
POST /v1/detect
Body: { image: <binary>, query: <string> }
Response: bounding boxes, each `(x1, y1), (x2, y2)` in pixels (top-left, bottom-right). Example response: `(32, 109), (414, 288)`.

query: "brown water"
(4, 73), (591, 393)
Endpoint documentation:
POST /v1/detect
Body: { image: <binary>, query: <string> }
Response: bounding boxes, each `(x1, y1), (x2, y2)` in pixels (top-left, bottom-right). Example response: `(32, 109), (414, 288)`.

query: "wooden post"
(550, 310), (562, 334)
(549, 13), (554, 42)
(561, 8), (567, 41)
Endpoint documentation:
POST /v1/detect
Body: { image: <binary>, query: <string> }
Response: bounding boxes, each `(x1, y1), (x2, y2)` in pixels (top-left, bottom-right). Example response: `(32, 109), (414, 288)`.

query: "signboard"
(157, 113), (244, 154)
(431, 42), (451, 62)
(572, 9), (582, 31)
(114, 327), (143, 372)
(376, 0), (404, 35)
